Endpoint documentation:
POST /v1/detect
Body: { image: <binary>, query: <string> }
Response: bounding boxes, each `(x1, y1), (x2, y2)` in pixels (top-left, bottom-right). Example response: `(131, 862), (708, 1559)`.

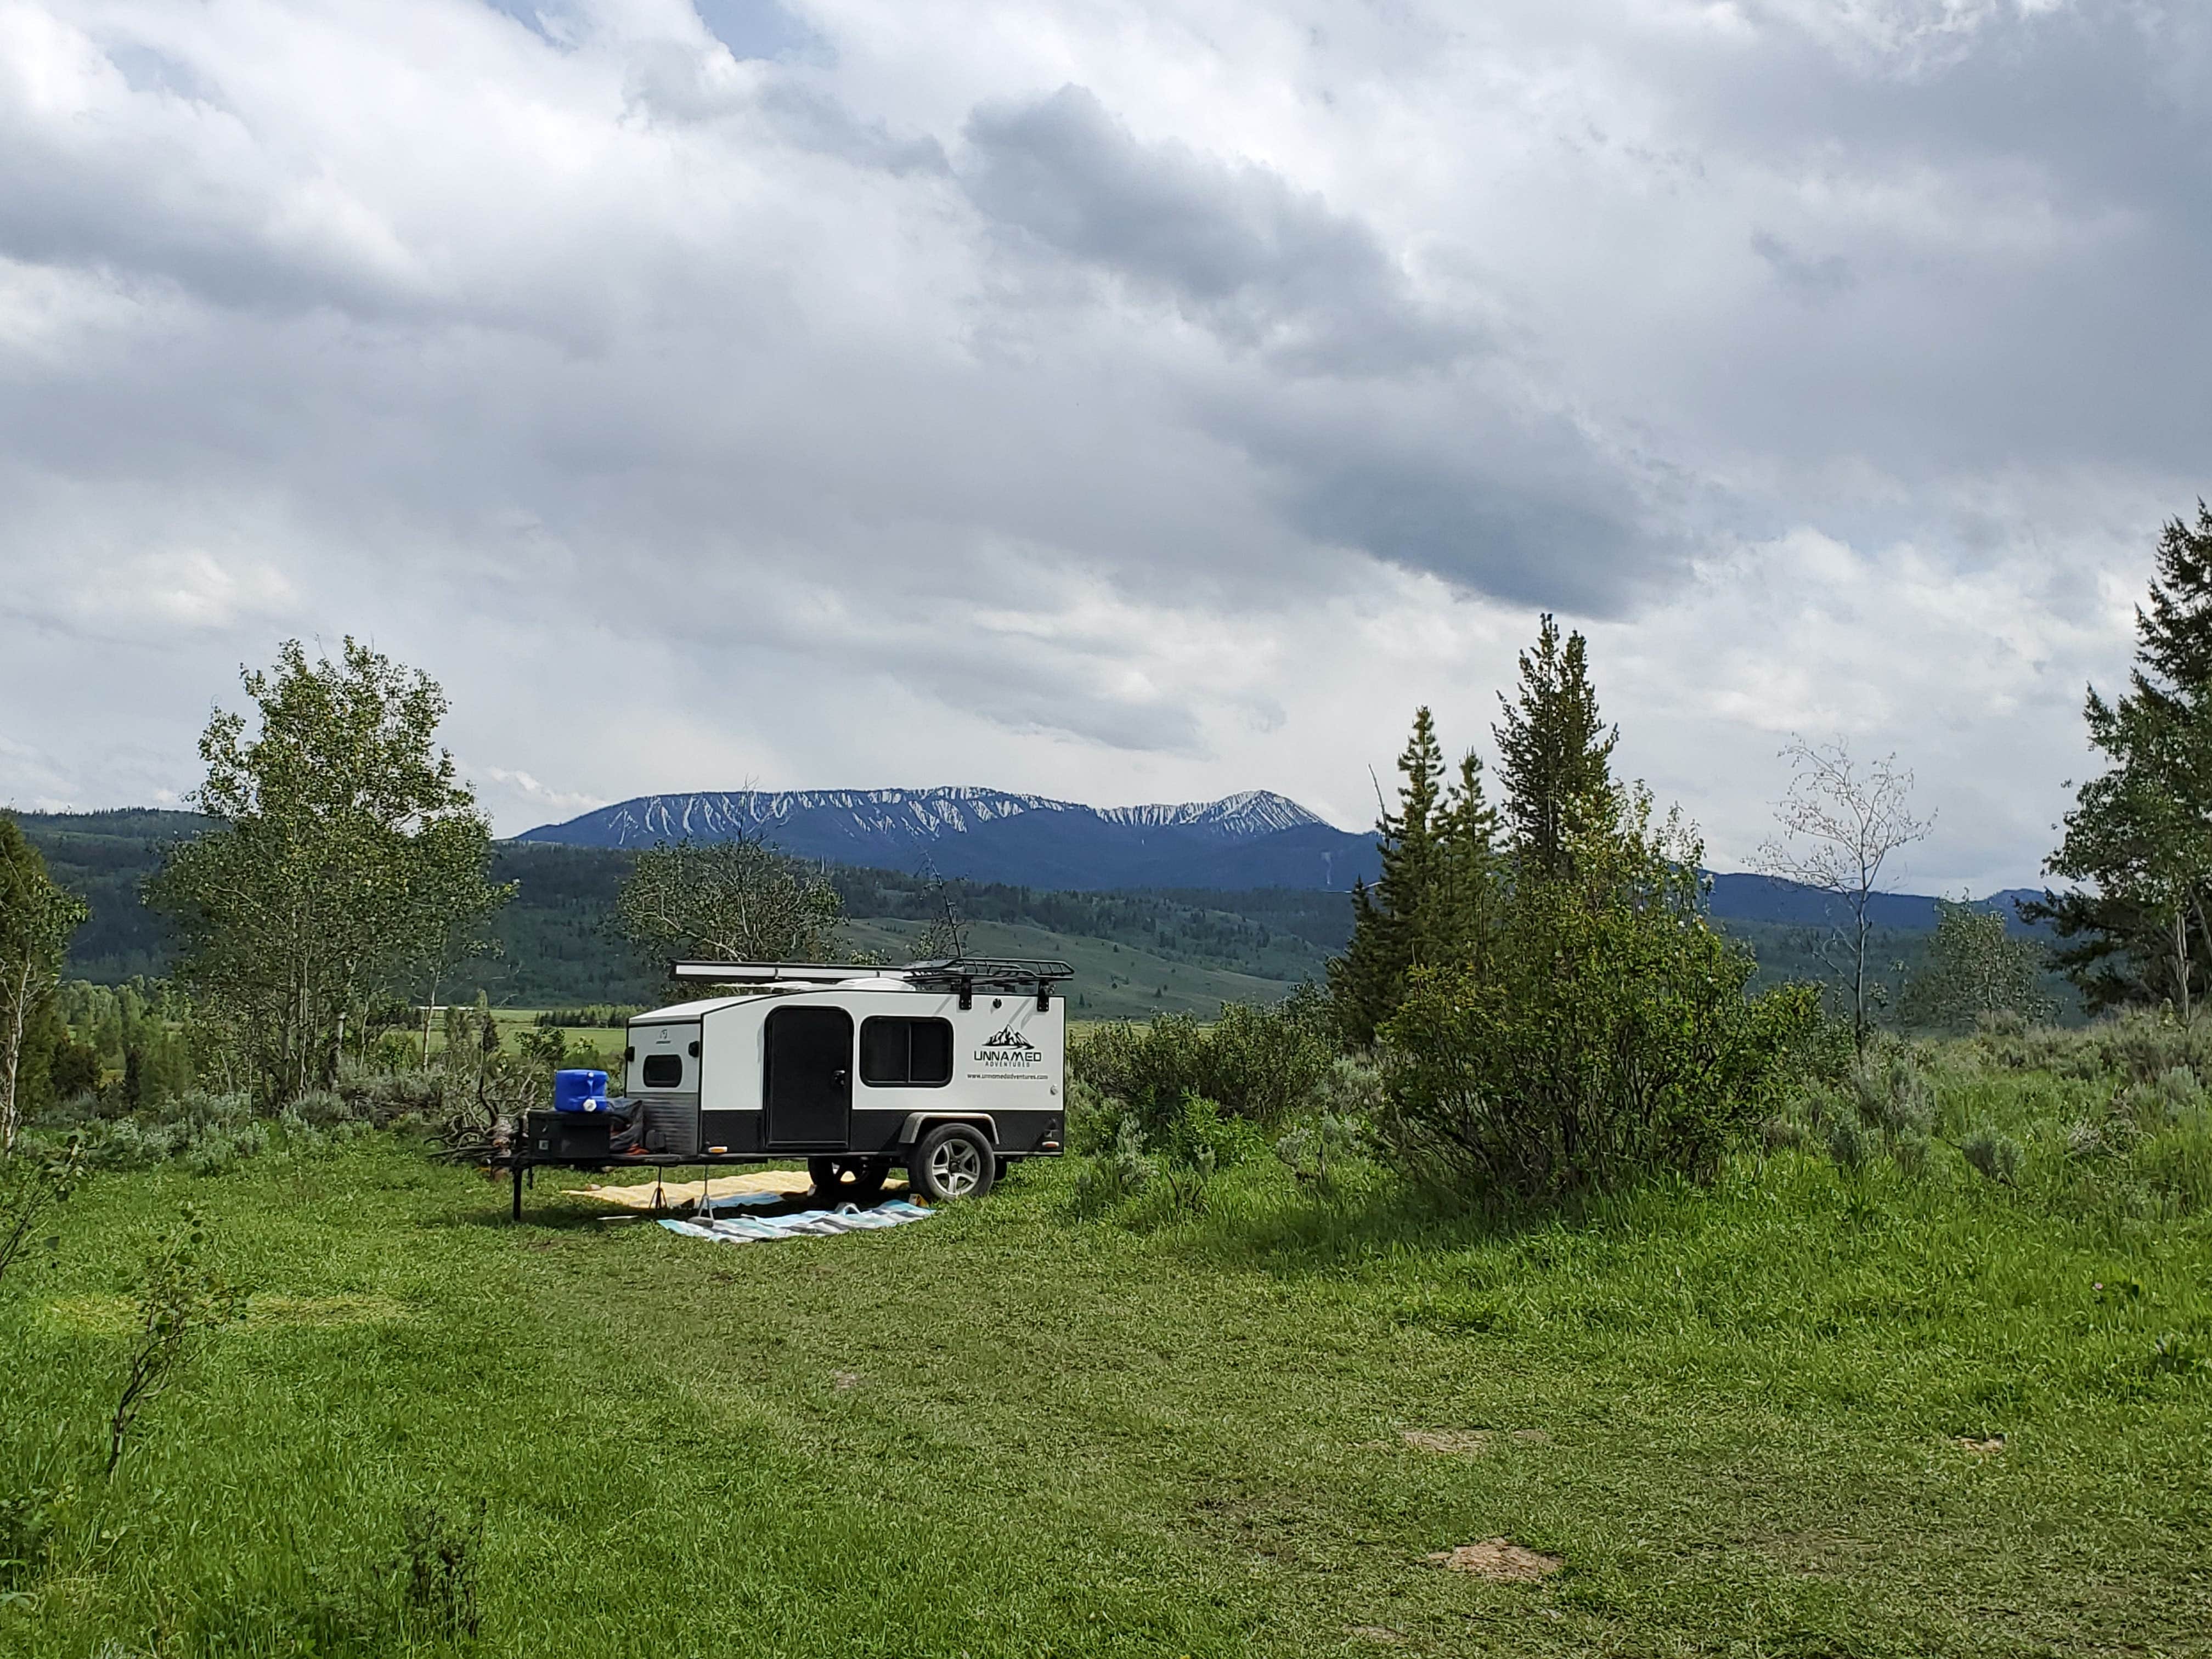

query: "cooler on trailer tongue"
(552, 1069), (610, 1113)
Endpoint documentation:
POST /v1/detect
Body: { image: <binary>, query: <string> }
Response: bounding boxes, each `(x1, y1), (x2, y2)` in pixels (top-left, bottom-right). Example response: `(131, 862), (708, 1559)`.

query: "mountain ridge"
(515, 786), (1367, 890)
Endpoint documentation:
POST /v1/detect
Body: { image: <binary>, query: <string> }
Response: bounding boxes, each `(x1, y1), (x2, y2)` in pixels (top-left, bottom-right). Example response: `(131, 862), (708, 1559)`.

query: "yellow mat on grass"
(565, 1169), (813, 1209)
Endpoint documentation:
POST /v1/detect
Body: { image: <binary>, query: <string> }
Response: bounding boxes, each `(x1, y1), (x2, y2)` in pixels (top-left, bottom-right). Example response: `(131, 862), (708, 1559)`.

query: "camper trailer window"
(640, 1053), (684, 1088)
(860, 1017), (953, 1087)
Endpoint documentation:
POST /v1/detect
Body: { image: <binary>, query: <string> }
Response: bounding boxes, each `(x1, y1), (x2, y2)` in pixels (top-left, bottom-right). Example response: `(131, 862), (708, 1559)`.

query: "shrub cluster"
(1760, 1026), (2212, 1217)
(68, 1089), (379, 1175)
(1071, 997), (1336, 1146)
(1378, 806), (1819, 1199)
(1972, 1009), (2212, 1083)
(1066, 995), (1378, 1221)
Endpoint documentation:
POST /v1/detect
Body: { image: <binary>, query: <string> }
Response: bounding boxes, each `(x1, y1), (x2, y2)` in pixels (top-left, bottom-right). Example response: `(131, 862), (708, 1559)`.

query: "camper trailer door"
(763, 1005), (853, 1148)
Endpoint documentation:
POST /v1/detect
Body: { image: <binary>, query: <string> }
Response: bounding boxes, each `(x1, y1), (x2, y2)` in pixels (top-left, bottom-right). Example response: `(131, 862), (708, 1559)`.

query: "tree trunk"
(2174, 907), (2193, 1024)
(1, 956), (30, 1156)
(1852, 886), (1872, 1052)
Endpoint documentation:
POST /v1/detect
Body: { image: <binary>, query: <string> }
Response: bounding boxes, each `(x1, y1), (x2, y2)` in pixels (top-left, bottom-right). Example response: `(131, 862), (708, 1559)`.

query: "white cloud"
(0, 0), (2200, 896)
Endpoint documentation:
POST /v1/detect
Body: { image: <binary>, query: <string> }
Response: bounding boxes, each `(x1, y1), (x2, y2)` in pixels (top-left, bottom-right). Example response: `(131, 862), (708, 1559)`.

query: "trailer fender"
(898, 1111), (997, 1148)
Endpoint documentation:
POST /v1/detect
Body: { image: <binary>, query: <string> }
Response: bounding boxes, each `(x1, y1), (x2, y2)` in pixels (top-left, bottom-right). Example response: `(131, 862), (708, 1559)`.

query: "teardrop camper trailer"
(510, 957), (1071, 1218)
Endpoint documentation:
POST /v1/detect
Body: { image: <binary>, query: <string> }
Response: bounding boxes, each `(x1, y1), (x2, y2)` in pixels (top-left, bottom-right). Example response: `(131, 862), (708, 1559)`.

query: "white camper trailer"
(512, 957), (1070, 1216)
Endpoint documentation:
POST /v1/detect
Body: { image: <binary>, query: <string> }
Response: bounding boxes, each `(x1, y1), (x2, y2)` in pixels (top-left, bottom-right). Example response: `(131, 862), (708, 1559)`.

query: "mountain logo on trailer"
(975, 1025), (1043, 1066)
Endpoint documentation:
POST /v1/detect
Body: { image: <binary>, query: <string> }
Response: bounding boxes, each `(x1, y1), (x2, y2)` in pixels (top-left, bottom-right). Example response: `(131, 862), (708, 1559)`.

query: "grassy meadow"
(4, 1033), (2210, 1658)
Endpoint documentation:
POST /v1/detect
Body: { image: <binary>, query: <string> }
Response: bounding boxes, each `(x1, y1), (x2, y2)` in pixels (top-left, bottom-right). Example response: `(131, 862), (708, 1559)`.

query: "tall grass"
(1, 1032), (2208, 1655)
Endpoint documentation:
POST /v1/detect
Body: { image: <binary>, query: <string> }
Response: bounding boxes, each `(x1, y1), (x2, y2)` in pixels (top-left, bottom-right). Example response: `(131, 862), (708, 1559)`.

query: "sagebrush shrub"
(333, 1057), (444, 1122)
(1276, 1111), (1368, 1190)
(1071, 998), (1335, 1146)
(1069, 1114), (1156, 1218)
(1824, 1116), (1871, 1173)
(2146, 1066), (2205, 1122)
(1319, 1055), (1385, 1125)
(1893, 1133), (1933, 1177)
(181, 1122), (268, 1177)
(2132, 1119), (2212, 1214)
(1961, 1127), (2023, 1186)
(1850, 1047), (1934, 1140)
(1980, 1012), (2212, 1085)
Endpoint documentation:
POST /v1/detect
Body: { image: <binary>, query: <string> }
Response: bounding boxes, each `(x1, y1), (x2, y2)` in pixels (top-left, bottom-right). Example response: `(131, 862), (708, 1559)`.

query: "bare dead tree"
(1756, 737), (1935, 1051)
(614, 824), (845, 976)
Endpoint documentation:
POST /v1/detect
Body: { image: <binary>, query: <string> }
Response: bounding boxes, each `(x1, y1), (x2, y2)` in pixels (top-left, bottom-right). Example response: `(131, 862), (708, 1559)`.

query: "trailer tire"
(808, 1156), (888, 1204)
(909, 1123), (996, 1203)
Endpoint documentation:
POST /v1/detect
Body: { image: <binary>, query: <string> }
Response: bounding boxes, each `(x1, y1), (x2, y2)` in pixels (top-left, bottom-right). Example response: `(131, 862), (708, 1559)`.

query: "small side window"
(640, 1053), (684, 1088)
(859, 1017), (953, 1087)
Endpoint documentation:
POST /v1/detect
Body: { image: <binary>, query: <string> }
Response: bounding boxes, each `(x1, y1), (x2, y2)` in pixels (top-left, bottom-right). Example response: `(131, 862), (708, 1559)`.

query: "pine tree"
(1494, 614), (1617, 880)
(1434, 752), (1504, 968)
(2033, 504), (2212, 1012)
(1329, 710), (1506, 1047)
(2131, 503), (2212, 720)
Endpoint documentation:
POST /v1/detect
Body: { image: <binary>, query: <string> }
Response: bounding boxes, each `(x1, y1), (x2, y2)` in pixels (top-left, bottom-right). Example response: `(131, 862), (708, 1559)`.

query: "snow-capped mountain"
(514, 787), (1374, 891)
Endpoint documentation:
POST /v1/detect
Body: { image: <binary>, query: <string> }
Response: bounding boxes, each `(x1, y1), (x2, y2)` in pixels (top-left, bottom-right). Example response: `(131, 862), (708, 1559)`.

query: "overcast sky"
(2, 0), (2204, 892)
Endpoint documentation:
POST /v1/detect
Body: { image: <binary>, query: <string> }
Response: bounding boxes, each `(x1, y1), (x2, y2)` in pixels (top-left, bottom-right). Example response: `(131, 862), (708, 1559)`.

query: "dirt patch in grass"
(1752, 1528), (1871, 1578)
(1953, 1434), (2008, 1454)
(247, 1292), (409, 1326)
(1398, 1427), (1548, 1455)
(1427, 1539), (1564, 1581)
(1345, 1624), (1406, 1644)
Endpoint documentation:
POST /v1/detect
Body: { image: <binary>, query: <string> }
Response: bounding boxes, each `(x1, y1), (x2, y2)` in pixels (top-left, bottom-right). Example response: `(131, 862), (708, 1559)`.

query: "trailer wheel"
(808, 1156), (888, 1204)
(909, 1123), (996, 1203)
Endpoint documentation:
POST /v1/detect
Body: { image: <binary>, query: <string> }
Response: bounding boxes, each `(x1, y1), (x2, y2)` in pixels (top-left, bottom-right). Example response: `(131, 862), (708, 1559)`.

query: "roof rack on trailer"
(669, 956), (1075, 1009)
(670, 961), (891, 984)
(900, 957), (1075, 989)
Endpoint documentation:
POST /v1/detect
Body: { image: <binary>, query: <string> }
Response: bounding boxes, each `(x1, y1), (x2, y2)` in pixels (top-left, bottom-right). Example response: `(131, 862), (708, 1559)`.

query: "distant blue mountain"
(515, 787), (1383, 891)
(514, 787), (2046, 919)
(1707, 874), (2044, 934)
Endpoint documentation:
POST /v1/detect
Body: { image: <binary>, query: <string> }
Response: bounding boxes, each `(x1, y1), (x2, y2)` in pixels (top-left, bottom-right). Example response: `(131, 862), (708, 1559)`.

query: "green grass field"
(5, 1051), (2210, 1658)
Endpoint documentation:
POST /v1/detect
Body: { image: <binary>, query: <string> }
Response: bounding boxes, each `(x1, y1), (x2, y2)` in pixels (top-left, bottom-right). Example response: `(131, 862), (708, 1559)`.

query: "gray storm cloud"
(0, 0), (2200, 891)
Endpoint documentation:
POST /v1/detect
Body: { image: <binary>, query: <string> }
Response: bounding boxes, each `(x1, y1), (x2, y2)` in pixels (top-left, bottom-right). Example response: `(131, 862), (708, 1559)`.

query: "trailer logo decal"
(974, 1025), (1043, 1068)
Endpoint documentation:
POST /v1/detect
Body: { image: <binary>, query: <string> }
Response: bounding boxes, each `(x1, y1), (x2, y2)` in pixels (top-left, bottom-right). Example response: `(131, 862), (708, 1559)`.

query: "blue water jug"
(552, 1069), (610, 1113)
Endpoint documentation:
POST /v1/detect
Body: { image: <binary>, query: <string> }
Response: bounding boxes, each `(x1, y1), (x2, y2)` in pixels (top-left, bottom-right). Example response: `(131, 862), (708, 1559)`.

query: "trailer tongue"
(504, 956), (1073, 1222)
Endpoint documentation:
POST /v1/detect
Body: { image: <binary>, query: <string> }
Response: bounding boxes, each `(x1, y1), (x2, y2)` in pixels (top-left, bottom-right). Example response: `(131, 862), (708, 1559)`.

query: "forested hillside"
(14, 808), (2056, 1015)
(13, 812), (1342, 1004)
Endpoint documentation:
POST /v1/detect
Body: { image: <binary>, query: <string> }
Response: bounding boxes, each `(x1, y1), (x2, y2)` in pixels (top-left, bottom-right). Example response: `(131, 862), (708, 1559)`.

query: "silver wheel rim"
(928, 1138), (983, 1197)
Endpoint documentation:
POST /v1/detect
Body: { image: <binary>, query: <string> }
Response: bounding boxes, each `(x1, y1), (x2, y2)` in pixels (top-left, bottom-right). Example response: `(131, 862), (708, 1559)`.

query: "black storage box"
(524, 1110), (612, 1160)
